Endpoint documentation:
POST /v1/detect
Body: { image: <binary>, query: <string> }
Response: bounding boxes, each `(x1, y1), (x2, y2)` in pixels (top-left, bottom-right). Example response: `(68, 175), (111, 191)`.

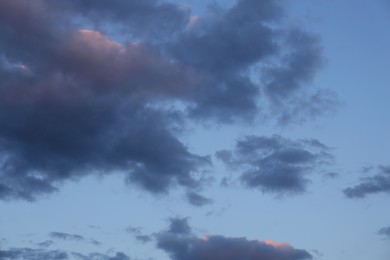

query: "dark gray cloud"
(186, 191), (212, 207)
(378, 226), (390, 238)
(217, 135), (333, 195)
(0, 0), (335, 201)
(343, 165), (390, 198)
(49, 232), (85, 241)
(157, 218), (312, 260)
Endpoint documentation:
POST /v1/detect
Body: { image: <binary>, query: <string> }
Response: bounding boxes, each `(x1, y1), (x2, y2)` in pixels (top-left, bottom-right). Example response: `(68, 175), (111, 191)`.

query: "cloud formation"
(217, 135), (333, 195)
(343, 165), (390, 198)
(0, 0), (335, 201)
(157, 218), (312, 260)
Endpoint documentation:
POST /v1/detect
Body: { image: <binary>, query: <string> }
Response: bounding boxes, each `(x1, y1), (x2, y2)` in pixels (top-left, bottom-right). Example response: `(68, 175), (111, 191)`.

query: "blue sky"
(0, 0), (389, 260)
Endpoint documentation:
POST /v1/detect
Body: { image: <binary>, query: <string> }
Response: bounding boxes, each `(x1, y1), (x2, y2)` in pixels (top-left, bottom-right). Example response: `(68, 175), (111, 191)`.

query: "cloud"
(126, 226), (153, 243)
(71, 252), (130, 260)
(166, 0), (336, 123)
(343, 165), (390, 198)
(48, 232), (103, 246)
(135, 235), (153, 244)
(378, 226), (390, 238)
(186, 191), (213, 207)
(0, 248), (130, 260)
(49, 232), (85, 241)
(0, 248), (68, 260)
(36, 240), (54, 248)
(157, 218), (312, 260)
(126, 227), (142, 235)
(0, 0), (335, 201)
(167, 217), (192, 235)
(217, 135), (333, 195)
(61, 0), (190, 39)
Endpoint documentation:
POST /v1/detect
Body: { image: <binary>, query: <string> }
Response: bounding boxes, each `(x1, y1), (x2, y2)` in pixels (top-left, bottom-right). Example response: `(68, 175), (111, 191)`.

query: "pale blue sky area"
(0, 1), (389, 260)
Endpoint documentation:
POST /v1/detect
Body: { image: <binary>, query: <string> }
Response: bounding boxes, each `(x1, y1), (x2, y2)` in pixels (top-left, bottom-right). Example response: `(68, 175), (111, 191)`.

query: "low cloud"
(217, 135), (333, 195)
(343, 165), (390, 198)
(157, 218), (312, 260)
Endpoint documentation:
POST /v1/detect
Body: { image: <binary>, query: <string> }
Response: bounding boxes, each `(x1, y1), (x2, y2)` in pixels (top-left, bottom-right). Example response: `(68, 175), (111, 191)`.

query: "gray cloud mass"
(0, 0), (335, 201)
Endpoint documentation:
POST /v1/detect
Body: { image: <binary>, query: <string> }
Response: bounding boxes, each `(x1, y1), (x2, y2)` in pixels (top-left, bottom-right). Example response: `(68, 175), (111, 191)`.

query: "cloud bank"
(0, 0), (336, 201)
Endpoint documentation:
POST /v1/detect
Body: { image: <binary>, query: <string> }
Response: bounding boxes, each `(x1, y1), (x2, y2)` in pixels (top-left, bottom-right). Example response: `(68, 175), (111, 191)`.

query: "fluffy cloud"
(157, 218), (312, 260)
(0, 0), (335, 201)
(343, 165), (390, 198)
(217, 135), (333, 195)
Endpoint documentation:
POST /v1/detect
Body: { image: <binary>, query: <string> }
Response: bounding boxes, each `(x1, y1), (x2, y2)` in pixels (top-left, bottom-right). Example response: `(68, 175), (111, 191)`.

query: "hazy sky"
(0, 0), (389, 260)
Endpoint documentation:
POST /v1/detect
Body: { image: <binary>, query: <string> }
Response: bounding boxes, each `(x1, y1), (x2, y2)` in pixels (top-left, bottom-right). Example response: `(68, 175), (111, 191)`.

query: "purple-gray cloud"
(0, 0), (336, 201)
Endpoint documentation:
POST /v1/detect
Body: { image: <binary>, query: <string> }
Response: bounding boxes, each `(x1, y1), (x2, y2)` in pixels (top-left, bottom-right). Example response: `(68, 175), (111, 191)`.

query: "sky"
(0, 0), (389, 259)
